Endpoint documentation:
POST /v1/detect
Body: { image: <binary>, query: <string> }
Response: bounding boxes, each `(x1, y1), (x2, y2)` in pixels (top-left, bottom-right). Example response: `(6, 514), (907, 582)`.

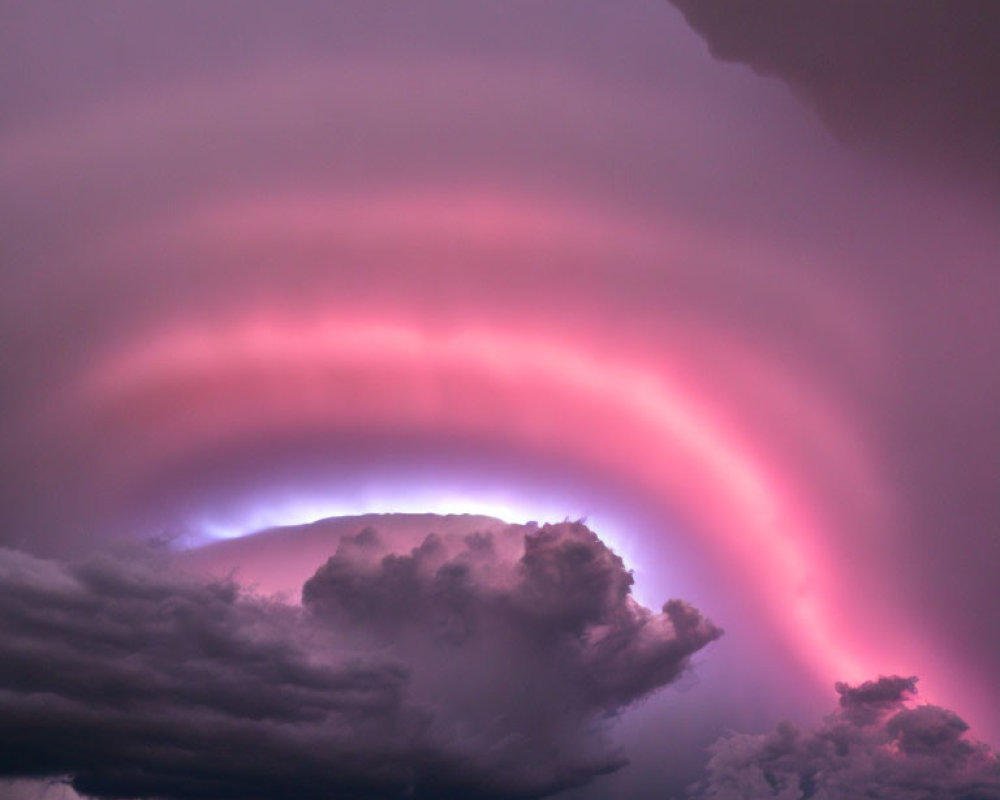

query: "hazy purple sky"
(1, 3), (998, 798)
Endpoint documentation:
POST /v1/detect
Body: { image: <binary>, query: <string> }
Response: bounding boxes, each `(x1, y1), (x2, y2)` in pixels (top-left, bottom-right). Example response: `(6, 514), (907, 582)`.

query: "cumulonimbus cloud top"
(41, 182), (897, 725)
(2, 4), (998, 756)
(74, 313), (857, 682)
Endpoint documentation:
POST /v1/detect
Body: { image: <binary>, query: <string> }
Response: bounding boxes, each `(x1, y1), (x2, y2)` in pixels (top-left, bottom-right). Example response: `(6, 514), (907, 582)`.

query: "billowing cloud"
(693, 676), (1000, 799)
(0, 520), (720, 800)
(668, 0), (1000, 182)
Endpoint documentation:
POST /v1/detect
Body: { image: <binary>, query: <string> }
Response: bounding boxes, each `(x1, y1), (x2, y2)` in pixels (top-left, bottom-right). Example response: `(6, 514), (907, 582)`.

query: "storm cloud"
(669, 0), (1000, 182)
(0, 520), (720, 800)
(693, 675), (1000, 799)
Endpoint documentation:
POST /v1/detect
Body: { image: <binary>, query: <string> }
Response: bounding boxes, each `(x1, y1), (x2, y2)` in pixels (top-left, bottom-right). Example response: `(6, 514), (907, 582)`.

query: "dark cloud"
(693, 675), (1000, 799)
(835, 674), (916, 725)
(668, 0), (1000, 181)
(0, 521), (721, 800)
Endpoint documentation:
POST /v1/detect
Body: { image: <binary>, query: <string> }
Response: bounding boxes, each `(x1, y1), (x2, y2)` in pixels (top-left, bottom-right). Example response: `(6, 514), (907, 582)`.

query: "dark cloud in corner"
(0, 521), (721, 800)
(668, 0), (1000, 181)
(693, 675), (1000, 799)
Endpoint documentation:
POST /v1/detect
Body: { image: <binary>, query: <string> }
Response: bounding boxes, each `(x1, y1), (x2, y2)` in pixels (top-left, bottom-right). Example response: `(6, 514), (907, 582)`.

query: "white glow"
(189, 486), (655, 600)
(197, 492), (578, 540)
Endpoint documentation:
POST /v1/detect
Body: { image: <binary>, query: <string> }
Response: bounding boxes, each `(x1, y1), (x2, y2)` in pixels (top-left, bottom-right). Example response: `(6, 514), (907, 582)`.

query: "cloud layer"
(0, 520), (720, 800)
(694, 676), (1000, 799)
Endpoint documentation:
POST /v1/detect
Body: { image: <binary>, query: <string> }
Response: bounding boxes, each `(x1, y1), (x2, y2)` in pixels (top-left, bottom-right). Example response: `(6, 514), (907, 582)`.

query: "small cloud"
(692, 675), (1000, 799)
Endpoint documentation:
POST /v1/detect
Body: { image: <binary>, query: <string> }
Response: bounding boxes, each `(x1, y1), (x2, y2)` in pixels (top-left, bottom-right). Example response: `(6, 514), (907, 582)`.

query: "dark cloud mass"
(693, 676), (1000, 799)
(0, 521), (720, 800)
(668, 0), (1000, 181)
(834, 674), (917, 725)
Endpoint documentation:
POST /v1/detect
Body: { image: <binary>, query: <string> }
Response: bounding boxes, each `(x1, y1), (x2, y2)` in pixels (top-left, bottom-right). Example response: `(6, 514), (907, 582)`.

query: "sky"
(1, 2), (998, 799)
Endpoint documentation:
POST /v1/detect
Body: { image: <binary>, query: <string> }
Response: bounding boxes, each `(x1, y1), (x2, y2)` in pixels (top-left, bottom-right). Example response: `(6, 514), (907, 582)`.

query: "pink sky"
(1, 4), (998, 796)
